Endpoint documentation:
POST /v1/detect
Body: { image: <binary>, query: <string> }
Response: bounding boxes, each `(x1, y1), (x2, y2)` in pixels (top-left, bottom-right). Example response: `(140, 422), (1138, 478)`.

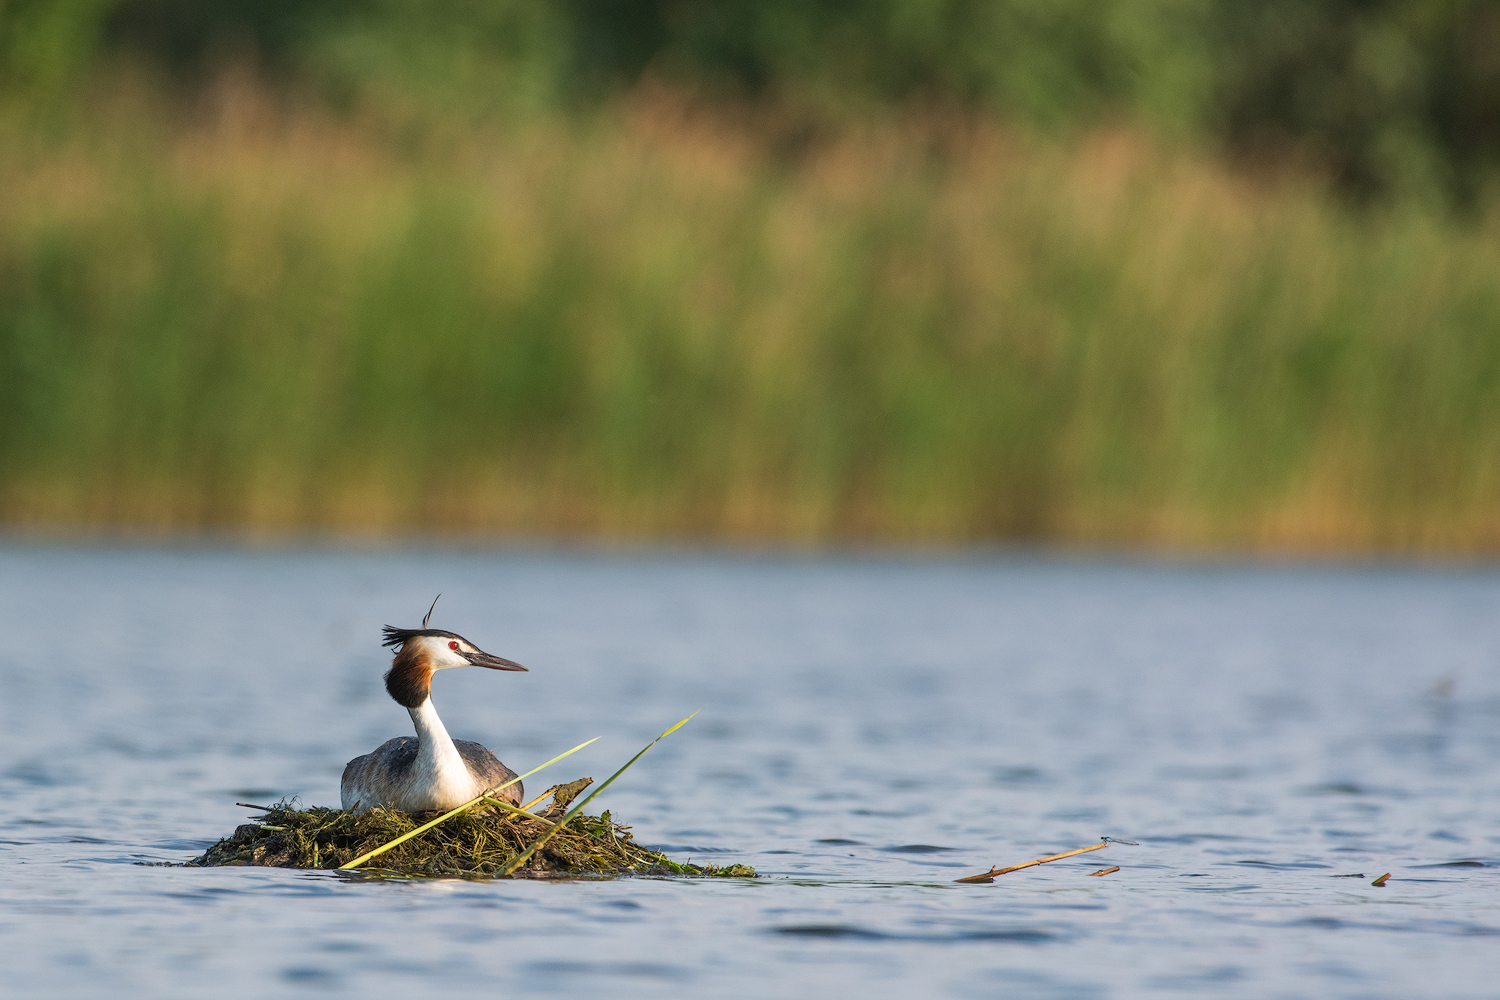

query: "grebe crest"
(341, 596), (528, 814)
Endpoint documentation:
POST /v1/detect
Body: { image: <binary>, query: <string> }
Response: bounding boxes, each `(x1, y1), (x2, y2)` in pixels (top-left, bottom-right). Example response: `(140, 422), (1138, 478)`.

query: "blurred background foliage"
(0, 0), (1498, 549)
(0, 0), (1492, 204)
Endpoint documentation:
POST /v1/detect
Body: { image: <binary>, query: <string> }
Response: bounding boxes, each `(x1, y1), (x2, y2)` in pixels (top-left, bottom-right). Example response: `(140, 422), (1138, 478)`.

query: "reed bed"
(4, 77), (1500, 552)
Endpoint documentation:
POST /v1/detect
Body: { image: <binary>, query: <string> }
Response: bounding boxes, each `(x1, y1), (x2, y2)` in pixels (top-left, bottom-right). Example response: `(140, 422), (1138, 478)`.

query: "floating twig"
(956, 839), (1111, 883)
(500, 712), (699, 877)
(1087, 866), (1120, 876)
(1372, 872), (1391, 887)
(339, 736), (600, 870)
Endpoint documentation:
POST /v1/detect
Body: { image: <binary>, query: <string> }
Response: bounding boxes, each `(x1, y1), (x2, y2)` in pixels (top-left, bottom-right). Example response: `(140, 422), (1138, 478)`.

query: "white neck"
(408, 697), (472, 799)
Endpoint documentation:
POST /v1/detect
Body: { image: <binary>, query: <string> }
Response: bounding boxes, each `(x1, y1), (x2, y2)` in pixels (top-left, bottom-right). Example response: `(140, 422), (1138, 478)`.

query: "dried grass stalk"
(956, 840), (1111, 883)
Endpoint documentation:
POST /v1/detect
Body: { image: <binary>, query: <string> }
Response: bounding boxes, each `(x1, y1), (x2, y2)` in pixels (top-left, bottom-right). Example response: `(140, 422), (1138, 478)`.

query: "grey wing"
(455, 740), (522, 806)
(341, 737), (418, 812)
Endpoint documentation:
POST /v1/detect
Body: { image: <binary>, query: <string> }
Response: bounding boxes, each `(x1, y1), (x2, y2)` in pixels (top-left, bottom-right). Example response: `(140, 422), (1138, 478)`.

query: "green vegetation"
(190, 792), (756, 878)
(5, 0), (1495, 204)
(1, 79), (1498, 552)
(2, 2), (1498, 553)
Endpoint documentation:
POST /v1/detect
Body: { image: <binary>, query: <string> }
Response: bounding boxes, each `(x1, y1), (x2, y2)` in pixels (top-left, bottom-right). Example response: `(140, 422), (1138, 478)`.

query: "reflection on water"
(0, 547), (1497, 998)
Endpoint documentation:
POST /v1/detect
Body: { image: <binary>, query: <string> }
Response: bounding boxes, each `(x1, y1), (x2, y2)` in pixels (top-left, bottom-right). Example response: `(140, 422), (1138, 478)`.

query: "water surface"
(2, 548), (1498, 998)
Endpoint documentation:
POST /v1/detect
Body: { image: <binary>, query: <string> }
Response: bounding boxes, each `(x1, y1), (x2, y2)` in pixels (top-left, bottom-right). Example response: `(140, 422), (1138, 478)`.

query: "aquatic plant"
(191, 781), (755, 878)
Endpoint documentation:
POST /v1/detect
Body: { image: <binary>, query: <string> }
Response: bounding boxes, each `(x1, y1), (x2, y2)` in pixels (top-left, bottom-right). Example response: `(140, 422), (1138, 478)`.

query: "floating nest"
(189, 778), (756, 879)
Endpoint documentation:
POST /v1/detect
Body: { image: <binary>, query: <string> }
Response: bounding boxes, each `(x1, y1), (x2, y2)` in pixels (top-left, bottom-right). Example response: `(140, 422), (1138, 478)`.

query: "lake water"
(2, 546), (1498, 998)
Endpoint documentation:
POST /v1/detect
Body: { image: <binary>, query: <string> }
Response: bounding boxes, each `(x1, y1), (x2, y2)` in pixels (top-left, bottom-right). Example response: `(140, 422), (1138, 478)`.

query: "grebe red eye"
(449, 640), (459, 650)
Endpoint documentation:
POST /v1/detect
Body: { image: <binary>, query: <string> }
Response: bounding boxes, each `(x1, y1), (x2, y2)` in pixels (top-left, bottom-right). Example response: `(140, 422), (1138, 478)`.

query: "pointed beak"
(462, 649), (528, 671)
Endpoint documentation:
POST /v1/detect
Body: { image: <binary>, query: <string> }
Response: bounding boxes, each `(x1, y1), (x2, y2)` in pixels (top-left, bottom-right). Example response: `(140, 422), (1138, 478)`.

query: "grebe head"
(380, 595), (527, 707)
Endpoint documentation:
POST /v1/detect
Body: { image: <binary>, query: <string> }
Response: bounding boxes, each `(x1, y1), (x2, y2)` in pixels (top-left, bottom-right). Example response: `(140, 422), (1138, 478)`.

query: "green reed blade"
(339, 736), (600, 870)
(499, 712), (698, 876)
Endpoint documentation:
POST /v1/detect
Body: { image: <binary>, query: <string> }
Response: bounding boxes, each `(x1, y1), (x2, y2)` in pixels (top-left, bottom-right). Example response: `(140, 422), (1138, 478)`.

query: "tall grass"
(2, 77), (1499, 551)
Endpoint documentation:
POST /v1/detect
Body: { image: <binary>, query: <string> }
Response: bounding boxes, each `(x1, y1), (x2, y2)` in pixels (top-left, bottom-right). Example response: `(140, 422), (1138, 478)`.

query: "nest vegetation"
(190, 778), (756, 878)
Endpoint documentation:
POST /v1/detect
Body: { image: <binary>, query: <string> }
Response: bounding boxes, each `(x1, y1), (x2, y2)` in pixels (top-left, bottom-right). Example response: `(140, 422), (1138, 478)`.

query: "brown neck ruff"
(384, 644), (434, 707)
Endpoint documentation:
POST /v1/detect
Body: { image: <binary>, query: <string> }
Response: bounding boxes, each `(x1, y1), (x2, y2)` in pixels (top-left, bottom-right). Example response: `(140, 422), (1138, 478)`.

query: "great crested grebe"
(341, 597), (528, 814)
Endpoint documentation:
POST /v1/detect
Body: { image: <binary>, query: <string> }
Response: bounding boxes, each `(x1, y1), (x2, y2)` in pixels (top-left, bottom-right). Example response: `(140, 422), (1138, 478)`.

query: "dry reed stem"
(480, 795), (558, 828)
(1372, 872), (1391, 886)
(956, 840), (1110, 883)
(1087, 866), (1120, 876)
(519, 791), (553, 812)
